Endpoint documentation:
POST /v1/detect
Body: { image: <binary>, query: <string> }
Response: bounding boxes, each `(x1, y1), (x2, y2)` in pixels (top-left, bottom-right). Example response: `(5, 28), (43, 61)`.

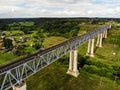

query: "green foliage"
(62, 29), (79, 38)
(15, 45), (26, 56)
(78, 55), (88, 67)
(21, 27), (32, 34)
(33, 42), (43, 50)
(4, 30), (24, 36)
(83, 65), (99, 74)
(82, 58), (116, 79)
(25, 47), (36, 55)
(83, 64), (114, 79)
(3, 38), (13, 49)
(32, 30), (45, 49)
(58, 55), (69, 65)
(19, 22), (34, 26)
(41, 20), (80, 38)
(15, 45), (37, 56)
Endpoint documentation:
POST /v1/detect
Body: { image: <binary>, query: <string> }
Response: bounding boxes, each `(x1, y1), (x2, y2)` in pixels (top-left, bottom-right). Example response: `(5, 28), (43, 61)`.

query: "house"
(0, 39), (3, 46)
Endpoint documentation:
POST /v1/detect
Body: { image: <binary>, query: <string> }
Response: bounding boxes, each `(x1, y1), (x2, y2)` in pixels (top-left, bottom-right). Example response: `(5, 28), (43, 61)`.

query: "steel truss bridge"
(0, 25), (111, 90)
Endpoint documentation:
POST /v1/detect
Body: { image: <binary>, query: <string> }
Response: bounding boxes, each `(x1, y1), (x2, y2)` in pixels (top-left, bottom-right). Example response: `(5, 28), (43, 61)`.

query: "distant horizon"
(0, 17), (120, 19)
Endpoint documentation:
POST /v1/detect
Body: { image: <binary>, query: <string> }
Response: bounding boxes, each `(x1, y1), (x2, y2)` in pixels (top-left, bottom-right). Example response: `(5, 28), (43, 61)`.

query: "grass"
(0, 52), (18, 66)
(78, 24), (102, 35)
(26, 62), (120, 90)
(43, 36), (67, 48)
(19, 22), (34, 26)
(3, 30), (24, 36)
(9, 21), (34, 26)
(94, 25), (120, 63)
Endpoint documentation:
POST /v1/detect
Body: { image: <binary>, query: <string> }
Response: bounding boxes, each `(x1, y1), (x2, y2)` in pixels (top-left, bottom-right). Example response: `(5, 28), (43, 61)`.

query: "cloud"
(0, 0), (120, 18)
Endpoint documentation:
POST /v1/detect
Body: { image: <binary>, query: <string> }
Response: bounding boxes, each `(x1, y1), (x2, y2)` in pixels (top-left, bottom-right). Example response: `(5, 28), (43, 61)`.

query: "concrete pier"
(102, 30), (107, 38)
(104, 30), (107, 38)
(96, 33), (103, 47)
(13, 81), (26, 90)
(102, 31), (105, 38)
(67, 49), (79, 77)
(86, 39), (95, 57)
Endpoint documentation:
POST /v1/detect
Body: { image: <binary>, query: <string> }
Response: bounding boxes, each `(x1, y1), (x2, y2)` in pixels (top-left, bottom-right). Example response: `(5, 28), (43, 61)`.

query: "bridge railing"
(0, 24), (111, 90)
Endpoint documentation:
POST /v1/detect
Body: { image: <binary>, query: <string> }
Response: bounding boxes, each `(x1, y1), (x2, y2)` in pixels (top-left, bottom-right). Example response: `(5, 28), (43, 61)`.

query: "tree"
(15, 45), (26, 56)
(3, 38), (13, 49)
(25, 47), (36, 55)
(32, 30), (44, 49)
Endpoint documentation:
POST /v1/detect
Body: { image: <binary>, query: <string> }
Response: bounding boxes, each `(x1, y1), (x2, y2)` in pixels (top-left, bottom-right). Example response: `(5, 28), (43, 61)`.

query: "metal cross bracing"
(0, 25), (111, 90)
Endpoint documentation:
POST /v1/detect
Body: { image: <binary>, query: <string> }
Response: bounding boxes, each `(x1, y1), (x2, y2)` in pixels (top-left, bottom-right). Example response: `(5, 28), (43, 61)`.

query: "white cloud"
(0, 0), (120, 18)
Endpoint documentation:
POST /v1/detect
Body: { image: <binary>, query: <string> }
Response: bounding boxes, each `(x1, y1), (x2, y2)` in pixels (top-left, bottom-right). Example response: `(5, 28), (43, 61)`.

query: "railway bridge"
(0, 25), (111, 90)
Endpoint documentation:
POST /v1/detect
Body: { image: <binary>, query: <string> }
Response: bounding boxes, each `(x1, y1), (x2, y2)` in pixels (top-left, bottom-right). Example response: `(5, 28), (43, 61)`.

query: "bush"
(98, 67), (108, 76)
(58, 55), (69, 65)
(25, 47), (36, 55)
(3, 38), (13, 49)
(83, 63), (115, 79)
(106, 72), (113, 79)
(78, 55), (88, 67)
(83, 65), (99, 74)
(15, 45), (26, 56)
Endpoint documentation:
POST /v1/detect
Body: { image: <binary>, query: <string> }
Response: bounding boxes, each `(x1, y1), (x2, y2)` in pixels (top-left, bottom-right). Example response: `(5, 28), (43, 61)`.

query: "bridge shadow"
(78, 55), (90, 69)
(94, 47), (99, 53)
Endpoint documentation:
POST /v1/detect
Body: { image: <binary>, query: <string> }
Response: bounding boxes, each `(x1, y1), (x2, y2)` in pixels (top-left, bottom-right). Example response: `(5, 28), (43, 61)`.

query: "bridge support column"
(102, 30), (107, 38)
(67, 49), (79, 77)
(102, 31), (105, 38)
(96, 33), (103, 47)
(12, 81), (26, 90)
(104, 30), (107, 38)
(86, 38), (94, 57)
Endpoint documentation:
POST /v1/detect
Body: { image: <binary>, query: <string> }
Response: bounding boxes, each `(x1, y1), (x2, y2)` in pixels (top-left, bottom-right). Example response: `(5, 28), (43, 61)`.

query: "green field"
(0, 52), (18, 66)
(26, 60), (120, 90)
(43, 36), (67, 48)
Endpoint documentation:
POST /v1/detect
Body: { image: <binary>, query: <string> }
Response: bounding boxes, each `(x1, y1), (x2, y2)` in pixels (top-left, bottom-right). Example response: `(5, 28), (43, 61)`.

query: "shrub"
(83, 65), (99, 74)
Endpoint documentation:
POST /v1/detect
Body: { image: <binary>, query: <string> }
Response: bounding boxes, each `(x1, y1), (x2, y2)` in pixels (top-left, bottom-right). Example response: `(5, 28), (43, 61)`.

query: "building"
(0, 39), (3, 47)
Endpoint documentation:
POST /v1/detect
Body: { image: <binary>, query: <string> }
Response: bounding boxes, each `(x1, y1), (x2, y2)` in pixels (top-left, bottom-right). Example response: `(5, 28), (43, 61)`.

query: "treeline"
(0, 17), (113, 38)
(40, 20), (80, 38)
(0, 18), (81, 38)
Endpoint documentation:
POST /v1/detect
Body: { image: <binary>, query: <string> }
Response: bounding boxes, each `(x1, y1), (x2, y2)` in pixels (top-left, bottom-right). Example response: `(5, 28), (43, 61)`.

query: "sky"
(0, 0), (120, 18)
